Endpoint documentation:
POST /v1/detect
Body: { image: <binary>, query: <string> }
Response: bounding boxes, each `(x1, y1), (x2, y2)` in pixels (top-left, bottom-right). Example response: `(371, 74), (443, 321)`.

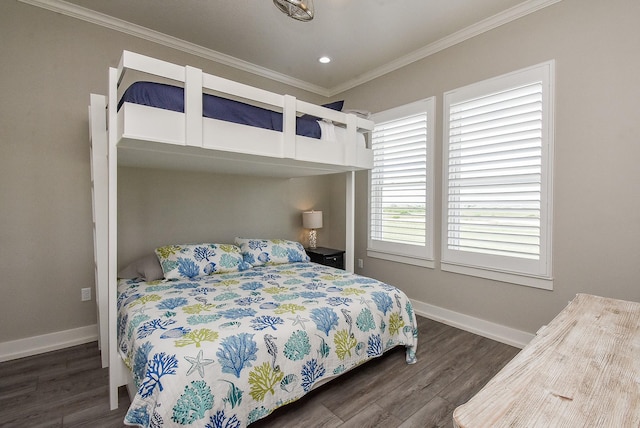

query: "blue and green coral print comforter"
(118, 262), (418, 427)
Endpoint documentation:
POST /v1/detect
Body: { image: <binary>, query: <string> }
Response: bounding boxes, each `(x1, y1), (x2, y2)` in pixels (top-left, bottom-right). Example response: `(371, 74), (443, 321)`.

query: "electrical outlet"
(357, 258), (364, 269)
(81, 287), (92, 302)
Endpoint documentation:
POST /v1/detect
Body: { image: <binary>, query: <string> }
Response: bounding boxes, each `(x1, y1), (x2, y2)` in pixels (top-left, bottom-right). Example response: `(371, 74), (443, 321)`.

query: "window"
(442, 61), (554, 289)
(368, 98), (435, 268)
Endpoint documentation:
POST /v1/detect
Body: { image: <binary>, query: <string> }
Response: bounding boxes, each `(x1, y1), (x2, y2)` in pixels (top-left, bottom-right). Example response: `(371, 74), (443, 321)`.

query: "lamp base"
(308, 229), (317, 249)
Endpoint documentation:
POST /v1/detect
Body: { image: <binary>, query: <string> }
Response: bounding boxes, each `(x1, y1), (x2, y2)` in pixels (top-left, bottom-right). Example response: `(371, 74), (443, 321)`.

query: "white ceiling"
(28, 0), (559, 95)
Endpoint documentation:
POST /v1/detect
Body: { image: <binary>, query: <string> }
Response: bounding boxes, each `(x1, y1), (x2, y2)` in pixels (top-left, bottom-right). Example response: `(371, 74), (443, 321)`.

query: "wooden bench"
(453, 293), (640, 427)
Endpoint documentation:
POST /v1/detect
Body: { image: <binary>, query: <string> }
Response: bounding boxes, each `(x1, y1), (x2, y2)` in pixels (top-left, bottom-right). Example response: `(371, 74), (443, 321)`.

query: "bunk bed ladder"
(89, 94), (109, 369)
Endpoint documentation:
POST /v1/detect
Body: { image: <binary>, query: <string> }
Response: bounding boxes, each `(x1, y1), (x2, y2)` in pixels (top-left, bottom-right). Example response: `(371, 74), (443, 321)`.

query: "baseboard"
(411, 299), (534, 349)
(0, 324), (98, 363)
(0, 303), (532, 362)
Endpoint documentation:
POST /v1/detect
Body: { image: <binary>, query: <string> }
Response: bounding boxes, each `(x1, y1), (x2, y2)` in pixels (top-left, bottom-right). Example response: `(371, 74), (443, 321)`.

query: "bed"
(118, 81), (352, 142)
(89, 51), (413, 426)
(117, 241), (417, 427)
(109, 51), (374, 178)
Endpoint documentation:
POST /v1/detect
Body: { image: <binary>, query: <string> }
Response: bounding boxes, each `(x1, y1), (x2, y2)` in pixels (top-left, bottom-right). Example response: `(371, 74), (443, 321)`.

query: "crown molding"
(18, 0), (332, 96)
(329, 0), (563, 96)
(19, 0), (562, 98)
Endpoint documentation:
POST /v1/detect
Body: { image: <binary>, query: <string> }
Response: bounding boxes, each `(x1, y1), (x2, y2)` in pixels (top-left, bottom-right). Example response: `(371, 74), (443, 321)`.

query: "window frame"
(441, 61), (555, 289)
(367, 97), (435, 268)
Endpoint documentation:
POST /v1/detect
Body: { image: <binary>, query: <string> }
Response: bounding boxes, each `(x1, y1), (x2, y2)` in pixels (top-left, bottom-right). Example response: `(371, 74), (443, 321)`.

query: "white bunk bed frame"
(89, 51), (374, 410)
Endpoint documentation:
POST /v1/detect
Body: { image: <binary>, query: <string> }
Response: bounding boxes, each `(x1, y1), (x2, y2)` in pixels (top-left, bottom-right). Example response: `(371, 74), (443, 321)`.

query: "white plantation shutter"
(447, 82), (542, 259)
(442, 62), (554, 289)
(368, 98), (434, 267)
(372, 114), (427, 244)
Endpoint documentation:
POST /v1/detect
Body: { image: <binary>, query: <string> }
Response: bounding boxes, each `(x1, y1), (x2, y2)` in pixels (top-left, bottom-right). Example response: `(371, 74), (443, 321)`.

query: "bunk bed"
(89, 51), (417, 427)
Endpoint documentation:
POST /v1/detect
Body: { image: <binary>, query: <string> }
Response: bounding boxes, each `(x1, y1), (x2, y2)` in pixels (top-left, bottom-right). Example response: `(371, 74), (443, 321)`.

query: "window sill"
(441, 262), (553, 290)
(367, 249), (435, 269)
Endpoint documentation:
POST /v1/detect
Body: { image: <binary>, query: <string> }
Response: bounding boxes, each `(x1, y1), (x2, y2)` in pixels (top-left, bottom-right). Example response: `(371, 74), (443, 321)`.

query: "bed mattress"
(119, 81), (325, 139)
(117, 262), (417, 427)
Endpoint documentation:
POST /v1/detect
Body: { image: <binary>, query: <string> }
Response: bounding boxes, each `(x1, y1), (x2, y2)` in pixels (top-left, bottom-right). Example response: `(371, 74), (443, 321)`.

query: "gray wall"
(344, 0), (640, 333)
(2, 0), (639, 346)
(0, 1), (337, 343)
(117, 168), (341, 268)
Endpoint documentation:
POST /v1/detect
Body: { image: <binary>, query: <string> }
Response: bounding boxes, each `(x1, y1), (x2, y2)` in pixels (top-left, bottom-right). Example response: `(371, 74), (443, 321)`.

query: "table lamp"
(302, 210), (323, 249)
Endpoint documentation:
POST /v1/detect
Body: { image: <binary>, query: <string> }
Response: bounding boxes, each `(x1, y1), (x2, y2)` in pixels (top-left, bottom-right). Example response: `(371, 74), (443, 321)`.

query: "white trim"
(0, 324), (98, 363)
(367, 249), (435, 269)
(17, 0), (329, 96)
(441, 262), (553, 291)
(368, 97), (436, 267)
(411, 299), (534, 349)
(441, 60), (555, 288)
(18, 0), (563, 96)
(330, 0), (563, 95)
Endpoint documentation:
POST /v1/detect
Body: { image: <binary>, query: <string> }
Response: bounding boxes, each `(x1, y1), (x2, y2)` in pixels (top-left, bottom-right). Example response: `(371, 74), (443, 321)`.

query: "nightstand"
(306, 247), (345, 270)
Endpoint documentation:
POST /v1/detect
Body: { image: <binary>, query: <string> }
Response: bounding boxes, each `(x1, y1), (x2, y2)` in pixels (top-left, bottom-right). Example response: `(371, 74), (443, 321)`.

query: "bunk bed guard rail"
(113, 50), (374, 171)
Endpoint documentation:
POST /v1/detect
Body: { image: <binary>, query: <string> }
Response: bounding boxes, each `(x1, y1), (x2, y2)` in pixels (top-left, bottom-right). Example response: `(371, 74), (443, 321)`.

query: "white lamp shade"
(302, 211), (323, 229)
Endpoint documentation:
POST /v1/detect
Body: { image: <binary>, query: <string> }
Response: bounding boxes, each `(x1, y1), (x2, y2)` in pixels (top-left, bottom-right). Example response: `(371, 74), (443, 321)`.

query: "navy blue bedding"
(118, 81), (322, 138)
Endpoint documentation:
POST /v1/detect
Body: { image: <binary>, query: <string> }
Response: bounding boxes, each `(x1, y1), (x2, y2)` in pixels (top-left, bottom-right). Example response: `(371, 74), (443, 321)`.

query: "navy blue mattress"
(118, 81), (322, 138)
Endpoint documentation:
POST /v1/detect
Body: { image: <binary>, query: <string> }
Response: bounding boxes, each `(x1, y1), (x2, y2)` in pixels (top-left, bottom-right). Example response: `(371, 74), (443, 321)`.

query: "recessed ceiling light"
(318, 56), (331, 64)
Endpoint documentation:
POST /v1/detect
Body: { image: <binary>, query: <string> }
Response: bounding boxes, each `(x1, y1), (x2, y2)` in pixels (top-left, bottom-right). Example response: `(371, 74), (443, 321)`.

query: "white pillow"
(343, 109), (372, 119)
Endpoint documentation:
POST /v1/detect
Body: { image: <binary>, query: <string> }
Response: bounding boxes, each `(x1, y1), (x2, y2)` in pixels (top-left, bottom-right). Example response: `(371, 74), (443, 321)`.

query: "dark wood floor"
(0, 316), (519, 427)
